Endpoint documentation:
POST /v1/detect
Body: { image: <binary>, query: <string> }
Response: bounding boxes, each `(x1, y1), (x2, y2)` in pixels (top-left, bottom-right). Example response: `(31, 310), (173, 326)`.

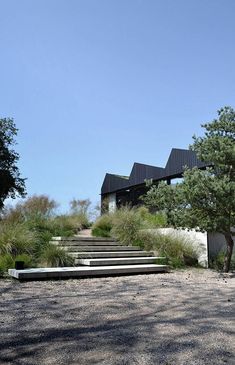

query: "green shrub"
(210, 251), (235, 271)
(1, 195), (58, 223)
(24, 215), (77, 257)
(136, 230), (199, 268)
(40, 244), (74, 267)
(46, 215), (79, 236)
(137, 207), (168, 228)
(0, 195), (94, 274)
(92, 214), (113, 237)
(52, 213), (91, 234)
(91, 206), (168, 239)
(0, 223), (36, 256)
(14, 254), (33, 268)
(92, 227), (111, 237)
(0, 254), (32, 277)
(0, 254), (14, 277)
(111, 206), (144, 246)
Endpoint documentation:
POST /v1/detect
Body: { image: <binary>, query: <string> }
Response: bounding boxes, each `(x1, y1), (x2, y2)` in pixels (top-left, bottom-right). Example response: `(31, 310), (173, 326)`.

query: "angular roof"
(129, 163), (165, 186)
(101, 173), (129, 195)
(101, 148), (209, 195)
(164, 148), (207, 177)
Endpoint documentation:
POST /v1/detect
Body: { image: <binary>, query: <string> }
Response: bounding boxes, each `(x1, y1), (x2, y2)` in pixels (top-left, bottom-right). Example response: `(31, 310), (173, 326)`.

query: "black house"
(101, 148), (209, 212)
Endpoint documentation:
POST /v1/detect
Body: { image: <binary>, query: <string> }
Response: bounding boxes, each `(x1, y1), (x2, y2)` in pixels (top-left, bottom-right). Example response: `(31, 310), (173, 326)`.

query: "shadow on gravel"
(0, 275), (234, 365)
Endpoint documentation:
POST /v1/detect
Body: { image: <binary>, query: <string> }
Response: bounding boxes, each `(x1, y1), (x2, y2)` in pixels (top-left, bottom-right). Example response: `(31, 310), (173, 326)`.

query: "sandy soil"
(0, 269), (234, 365)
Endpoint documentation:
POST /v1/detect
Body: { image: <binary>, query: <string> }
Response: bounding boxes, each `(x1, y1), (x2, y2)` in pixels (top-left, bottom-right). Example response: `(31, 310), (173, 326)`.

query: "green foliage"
(1, 195), (58, 222)
(210, 251), (235, 271)
(71, 212), (90, 229)
(111, 206), (144, 245)
(0, 223), (36, 256)
(0, 194), (91, 251)
(0, 254), (14, 276)
(0, 118), (26, 210)
(92, 206), (168, 239)
(143, 107), (235, 272)
(92, 227), (111, 237)
(52, 215), (82, 235)
(137, 206), (167, 228)
(0, 253), (32, 278)
(40, 244), (74, 267)
(143, 181), (181, 226)
(191, 106), (235, 178)
(0, 194), (93, 276)
(18, 195), (58, 219)
(101, 197), (109, 214)
(69, 198), (91, 228)
(92, 214), (113, 237)
(136, 230), (199, 268)
(14, 253), (33, 268)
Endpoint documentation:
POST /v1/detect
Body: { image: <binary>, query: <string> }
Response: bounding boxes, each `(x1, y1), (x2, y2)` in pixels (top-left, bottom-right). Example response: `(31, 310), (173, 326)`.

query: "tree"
(69, 198), (91, 215)
(0, 118), (26, 210)
(143, 107), (235, 272)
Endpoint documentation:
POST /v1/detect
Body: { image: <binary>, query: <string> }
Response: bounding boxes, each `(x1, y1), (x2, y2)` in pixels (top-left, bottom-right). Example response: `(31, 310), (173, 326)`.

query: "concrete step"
(63, 245), (141, 252)
(8, 264), (168, 280)
(71, 251), (155, 259)
(52, 236), (116, 242)
(51, 240), (119, 246)
(78, 257), (166, 266)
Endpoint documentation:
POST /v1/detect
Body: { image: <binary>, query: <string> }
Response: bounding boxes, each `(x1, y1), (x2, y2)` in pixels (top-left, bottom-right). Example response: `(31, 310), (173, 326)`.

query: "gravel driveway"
(0, 269), (234, 365)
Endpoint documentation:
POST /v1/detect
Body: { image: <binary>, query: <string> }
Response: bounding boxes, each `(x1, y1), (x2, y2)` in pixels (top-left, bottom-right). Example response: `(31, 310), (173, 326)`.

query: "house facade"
(101, 148), (209, 213)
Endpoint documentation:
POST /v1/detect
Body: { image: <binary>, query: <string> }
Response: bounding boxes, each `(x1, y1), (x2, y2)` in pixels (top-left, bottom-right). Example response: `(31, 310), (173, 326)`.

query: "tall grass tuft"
(0, 194), (93, 276)
(0, 254), (14, 276)
(92, 214), (113, 237)
(40, 244), (75, 267)
(91, 206), (168, 238)
(111, 206), (144, 245)
(0, 223), (36, 256)
(136, 230), (200, 268)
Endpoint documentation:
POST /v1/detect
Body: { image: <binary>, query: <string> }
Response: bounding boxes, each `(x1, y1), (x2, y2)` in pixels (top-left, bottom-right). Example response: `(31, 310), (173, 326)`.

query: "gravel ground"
(0, 269), (234, 365)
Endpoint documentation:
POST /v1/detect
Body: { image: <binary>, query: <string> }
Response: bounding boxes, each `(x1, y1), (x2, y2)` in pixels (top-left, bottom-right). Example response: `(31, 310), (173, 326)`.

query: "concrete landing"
(8, 264), (168, 280)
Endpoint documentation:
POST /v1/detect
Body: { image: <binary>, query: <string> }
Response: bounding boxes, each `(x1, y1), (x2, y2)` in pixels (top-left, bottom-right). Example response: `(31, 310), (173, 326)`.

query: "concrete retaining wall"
(207, 232), (235, 258)
(147, 228), (208, 268)
(149, 228), (234, 268)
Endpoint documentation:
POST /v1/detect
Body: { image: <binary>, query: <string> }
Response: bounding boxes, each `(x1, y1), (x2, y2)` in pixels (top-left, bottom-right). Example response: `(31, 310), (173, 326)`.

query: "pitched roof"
(129, 163), (165, 186)
(101, 148), (209, 194)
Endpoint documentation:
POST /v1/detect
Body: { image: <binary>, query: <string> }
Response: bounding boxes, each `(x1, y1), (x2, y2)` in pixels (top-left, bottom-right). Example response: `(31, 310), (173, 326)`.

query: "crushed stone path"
(0, 269), (234, 365)
(76, 228), (92, 237)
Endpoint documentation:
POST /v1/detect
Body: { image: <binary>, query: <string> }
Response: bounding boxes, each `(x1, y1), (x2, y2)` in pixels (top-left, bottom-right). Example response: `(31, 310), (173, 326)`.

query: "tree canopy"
(0, 118), (26, 210)
(143, 107), (235, 272)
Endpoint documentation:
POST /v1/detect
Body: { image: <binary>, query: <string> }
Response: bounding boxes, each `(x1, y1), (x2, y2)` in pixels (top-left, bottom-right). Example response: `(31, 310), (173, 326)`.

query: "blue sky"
(1, 0), (235, 212)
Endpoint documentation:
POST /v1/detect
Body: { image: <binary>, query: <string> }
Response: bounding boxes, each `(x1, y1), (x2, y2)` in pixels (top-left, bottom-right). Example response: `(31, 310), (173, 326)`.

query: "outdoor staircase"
(8, 236), (168, 280)
(51, 235), (168, 271)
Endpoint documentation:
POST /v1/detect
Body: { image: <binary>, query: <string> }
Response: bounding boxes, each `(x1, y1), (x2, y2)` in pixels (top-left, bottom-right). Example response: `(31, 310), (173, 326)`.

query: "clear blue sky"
(1, 0), (235, 212)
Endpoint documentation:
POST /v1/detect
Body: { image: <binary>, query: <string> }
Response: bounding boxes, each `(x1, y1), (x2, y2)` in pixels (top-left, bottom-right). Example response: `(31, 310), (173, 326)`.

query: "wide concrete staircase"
(50, 236), (168, 274)
(8, 236), (168, 280)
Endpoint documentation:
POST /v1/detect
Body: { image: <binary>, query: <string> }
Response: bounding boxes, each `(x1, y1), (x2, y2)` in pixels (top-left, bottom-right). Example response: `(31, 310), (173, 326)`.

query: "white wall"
(148, 228), (235, 268)
(147, 228), (208, 268)
(108, 193), (117, 213)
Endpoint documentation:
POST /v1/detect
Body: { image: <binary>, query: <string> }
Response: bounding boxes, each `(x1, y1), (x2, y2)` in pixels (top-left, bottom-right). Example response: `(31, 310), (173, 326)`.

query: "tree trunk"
(223, 233), (234, 272)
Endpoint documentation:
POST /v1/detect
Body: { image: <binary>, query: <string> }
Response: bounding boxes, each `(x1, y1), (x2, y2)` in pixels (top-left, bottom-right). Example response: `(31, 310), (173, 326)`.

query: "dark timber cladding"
(101, 148), (210, 210)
